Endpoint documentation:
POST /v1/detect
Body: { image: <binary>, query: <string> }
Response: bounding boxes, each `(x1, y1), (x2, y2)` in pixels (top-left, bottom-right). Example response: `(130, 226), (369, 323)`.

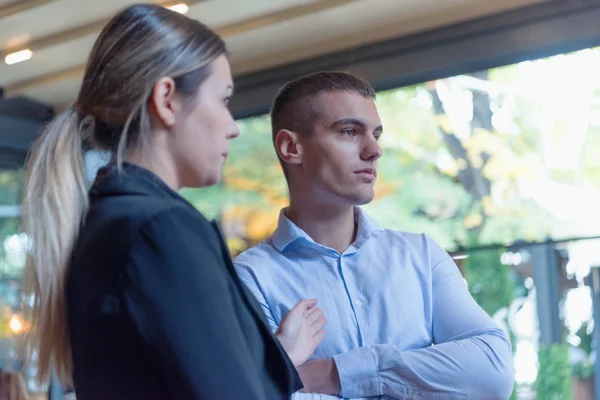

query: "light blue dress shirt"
(234, 208), (514, 400)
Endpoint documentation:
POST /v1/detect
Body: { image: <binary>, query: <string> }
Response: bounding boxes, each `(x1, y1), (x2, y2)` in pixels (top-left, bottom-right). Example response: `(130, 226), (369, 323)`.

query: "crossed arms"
(236, 246), (514, 400)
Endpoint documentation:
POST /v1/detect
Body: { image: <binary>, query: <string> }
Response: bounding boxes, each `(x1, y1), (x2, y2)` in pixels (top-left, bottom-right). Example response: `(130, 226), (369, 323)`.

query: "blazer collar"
(90, 162), (186, 205)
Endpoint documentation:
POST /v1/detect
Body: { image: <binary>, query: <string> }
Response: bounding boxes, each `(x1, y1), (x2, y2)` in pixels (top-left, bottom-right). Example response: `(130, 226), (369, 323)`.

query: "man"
(234, 71), (514, 399)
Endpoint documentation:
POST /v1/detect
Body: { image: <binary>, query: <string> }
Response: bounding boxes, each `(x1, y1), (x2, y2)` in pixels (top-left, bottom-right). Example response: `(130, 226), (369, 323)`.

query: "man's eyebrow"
(330, 118), (383, 133)
(329, 118), (366, 129)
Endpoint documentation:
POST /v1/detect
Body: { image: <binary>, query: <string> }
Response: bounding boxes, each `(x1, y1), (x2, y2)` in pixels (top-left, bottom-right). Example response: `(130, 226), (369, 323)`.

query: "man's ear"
(274, 129), (303, 166)
(149, 76), (180, 129)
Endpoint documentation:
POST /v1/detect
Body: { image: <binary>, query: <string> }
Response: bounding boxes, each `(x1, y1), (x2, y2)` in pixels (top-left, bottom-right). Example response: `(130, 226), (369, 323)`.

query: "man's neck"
(286, 201), (357, 254)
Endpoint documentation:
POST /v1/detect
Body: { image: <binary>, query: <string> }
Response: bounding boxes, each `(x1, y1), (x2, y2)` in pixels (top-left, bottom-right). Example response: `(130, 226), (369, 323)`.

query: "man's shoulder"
(371, 228), (448, 260)
(376, 228), (430, 247)
(234, 238), (279, 269)
(378, 228), (452, 268)
(233, 239), (294, 289)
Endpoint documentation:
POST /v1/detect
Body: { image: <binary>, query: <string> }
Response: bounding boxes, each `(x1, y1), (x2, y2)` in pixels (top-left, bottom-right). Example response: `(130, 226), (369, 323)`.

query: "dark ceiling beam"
(229, 0), (600, 119)
(0, 97), (53, 170)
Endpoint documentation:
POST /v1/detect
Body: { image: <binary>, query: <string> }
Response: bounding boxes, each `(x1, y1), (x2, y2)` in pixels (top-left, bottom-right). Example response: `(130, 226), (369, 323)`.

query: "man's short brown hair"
(270, 71), (376, 180)
(271, 71), (376, 137)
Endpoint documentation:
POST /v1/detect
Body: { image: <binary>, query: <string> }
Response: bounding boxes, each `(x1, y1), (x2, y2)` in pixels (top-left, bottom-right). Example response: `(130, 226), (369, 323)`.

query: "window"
(181, 46), (600, 398)
(189, 47), (600, 254)
(0, 169), (47, 398)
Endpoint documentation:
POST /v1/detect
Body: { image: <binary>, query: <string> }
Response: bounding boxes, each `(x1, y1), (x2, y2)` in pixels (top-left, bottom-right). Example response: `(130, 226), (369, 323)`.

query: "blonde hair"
(0, 370), (30, 400)
(22, 3), (226, 386)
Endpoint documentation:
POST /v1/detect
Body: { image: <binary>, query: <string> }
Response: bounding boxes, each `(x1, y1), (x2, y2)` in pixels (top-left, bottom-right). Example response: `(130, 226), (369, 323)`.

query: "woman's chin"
(203, 172), (222, 187)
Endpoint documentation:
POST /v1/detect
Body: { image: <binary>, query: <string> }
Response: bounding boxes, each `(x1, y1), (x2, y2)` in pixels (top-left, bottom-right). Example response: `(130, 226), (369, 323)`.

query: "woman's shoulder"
(87, 162), (211, 230)
(81, 195), (217, 264)
(91, 189), (207, 224)
(138, 203), (214, 236)
(73, 200), (220, 284)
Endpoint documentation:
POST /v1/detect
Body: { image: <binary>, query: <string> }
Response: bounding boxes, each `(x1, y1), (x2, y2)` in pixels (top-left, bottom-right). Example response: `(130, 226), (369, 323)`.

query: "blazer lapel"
(209, 221), (273, 329)
(209, 221), (302, 393)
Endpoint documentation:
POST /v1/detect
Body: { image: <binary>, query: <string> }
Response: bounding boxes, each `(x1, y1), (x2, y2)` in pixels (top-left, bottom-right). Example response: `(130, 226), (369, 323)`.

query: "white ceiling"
(0, 0), (547, 109)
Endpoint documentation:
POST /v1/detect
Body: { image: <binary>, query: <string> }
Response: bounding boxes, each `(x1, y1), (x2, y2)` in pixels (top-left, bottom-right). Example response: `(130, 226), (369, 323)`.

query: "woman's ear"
(149, 76), (180, 129)
(275, 129), (303, 166)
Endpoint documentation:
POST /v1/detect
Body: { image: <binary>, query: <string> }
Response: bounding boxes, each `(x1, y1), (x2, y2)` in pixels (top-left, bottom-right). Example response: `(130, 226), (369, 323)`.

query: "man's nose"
(361, 135), (382, 161)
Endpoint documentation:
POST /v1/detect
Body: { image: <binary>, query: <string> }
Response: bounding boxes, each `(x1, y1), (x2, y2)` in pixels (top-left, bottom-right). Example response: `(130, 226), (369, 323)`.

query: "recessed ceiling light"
(5, 49), (32, 65)
(167, 3), (189, 14)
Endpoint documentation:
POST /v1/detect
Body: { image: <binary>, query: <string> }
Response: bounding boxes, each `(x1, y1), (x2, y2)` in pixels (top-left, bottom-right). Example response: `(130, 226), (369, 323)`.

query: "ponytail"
(22, 108), (89, 386)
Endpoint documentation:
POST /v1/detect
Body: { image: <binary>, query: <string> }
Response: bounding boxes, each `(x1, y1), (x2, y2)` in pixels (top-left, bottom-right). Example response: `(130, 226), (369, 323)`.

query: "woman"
(21, 4), (326, 399)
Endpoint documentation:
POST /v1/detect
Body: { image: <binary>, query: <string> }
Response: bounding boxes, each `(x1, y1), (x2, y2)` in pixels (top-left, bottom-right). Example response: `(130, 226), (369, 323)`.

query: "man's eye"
(342, 129), (355, 136)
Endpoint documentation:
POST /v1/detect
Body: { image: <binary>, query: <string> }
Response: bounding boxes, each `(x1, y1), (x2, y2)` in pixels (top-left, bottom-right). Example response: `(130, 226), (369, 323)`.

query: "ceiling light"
(9, 315), (23, 334)
(5, 49), (32, 65)
(167, 3), (189, 14)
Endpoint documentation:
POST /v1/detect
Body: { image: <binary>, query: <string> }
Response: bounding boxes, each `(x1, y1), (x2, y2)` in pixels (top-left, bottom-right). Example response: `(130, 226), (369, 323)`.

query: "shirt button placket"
(339, 254), (364, 346)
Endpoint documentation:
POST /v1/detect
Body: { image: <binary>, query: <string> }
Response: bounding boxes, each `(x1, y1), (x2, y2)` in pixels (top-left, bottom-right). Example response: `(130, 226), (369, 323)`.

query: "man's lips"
(355, 168), (377, 181)
(355, 167), (376, 177)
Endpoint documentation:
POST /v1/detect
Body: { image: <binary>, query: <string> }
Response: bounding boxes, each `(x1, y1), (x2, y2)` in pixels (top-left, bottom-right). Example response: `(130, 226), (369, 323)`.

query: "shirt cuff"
(333, 346), (381, 398)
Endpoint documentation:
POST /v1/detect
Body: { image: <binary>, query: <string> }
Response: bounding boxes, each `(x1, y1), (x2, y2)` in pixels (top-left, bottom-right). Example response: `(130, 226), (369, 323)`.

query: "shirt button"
(412, 394), (419, 399)
(356, 388), (364, 396)
(355, 299), (363, 307)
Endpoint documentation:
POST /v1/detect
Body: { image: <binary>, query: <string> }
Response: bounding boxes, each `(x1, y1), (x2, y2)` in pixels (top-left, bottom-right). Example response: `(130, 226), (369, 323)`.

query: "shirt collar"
(272, 206), (382, 253)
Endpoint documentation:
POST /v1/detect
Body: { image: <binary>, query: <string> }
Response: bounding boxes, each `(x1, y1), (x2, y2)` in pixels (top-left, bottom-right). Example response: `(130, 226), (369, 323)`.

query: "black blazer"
(67, 163), (302, 399)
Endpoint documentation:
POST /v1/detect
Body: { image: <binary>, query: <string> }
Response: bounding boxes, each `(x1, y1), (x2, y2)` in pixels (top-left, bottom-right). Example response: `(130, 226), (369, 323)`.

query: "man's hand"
(298, 358), (341, 396)
(275, 299), (327, 367)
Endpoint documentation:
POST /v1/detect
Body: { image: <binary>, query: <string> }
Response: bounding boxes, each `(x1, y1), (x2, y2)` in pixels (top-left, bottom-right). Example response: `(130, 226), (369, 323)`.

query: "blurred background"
(2, 0), (600, 398)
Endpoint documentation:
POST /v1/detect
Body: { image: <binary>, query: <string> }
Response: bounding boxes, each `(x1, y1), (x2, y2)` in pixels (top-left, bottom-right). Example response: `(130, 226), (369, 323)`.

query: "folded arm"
(332, 238), (514, 399)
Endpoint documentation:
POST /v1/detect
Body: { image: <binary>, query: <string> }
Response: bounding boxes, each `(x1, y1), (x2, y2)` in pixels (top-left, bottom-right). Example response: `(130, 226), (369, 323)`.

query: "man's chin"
(317, 186), (375, 206)
(347, 191), (375, 206)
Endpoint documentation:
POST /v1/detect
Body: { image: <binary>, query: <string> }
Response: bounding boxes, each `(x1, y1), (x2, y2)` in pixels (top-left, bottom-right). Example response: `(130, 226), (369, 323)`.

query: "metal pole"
(531, 241), (562, 346)
(588, 267), (600, 400)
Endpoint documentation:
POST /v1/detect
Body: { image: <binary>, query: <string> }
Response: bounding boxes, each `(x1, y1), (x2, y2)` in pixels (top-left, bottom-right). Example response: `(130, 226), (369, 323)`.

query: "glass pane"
(0, 169), (24, 207)
(206, 48), (600, 256)
(0, 217), (48, 398)
(365, 49), (600, 249)
(0, 167), (47, 398)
